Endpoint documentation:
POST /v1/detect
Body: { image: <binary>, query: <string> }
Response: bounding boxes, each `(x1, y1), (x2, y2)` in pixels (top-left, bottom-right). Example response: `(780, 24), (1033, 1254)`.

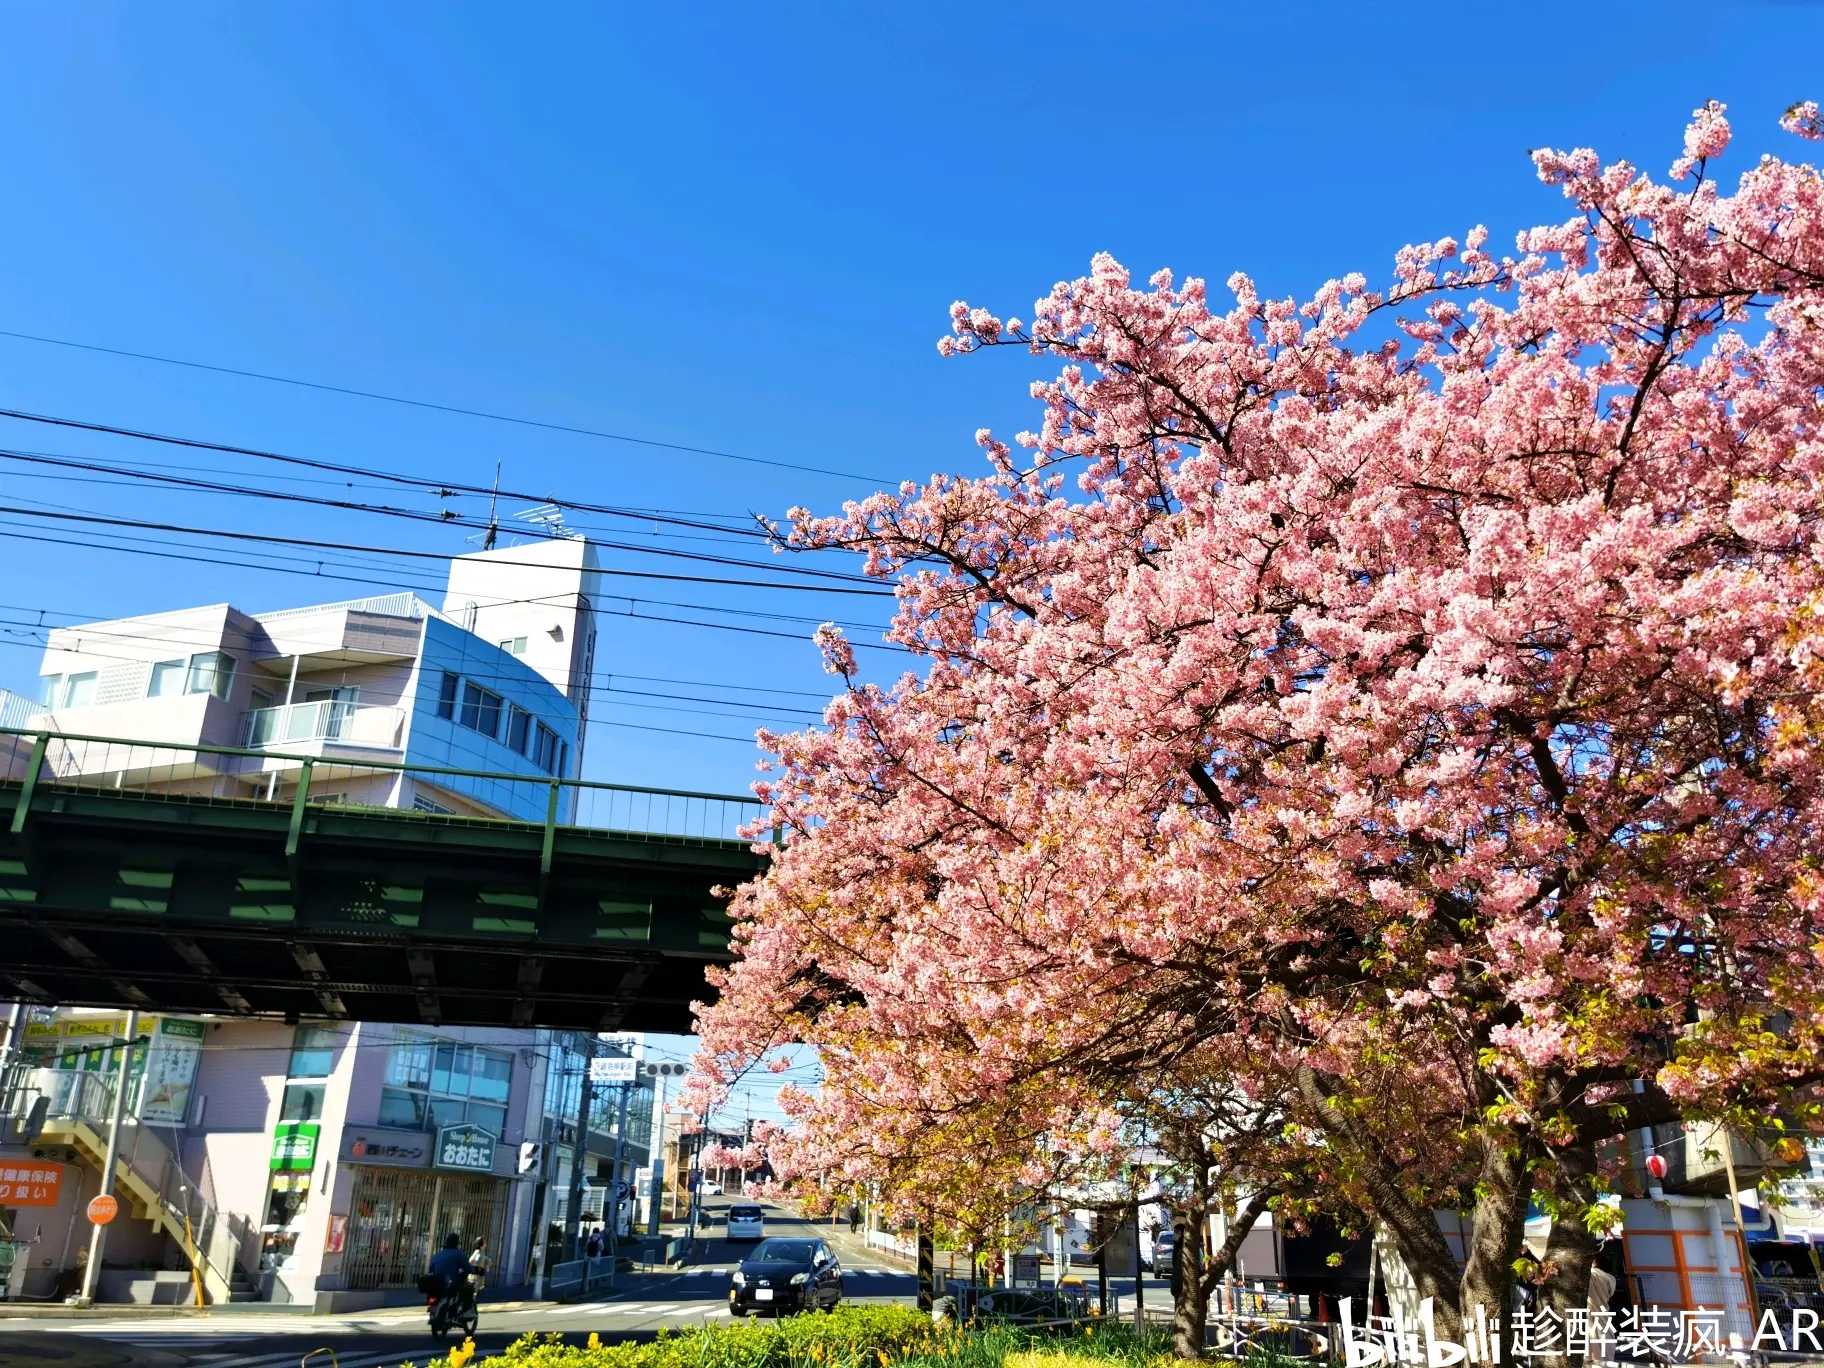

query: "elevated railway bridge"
(0, 728), (770, 1031)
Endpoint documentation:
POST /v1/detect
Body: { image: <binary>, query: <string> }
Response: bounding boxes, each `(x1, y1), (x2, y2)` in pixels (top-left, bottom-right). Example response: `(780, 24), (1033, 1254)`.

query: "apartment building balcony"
(252, 597), (433, 665)
(243, 700), (406, 753)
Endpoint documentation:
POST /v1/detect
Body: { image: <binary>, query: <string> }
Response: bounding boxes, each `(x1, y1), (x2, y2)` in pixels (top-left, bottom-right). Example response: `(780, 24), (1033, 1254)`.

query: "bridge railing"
(0, 726), (768, 844)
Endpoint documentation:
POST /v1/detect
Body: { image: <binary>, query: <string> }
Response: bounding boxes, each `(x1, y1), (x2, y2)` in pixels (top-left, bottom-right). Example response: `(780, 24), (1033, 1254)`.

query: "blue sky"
(1, 2), (1820, 801)
(1, 0), (1818, 1128)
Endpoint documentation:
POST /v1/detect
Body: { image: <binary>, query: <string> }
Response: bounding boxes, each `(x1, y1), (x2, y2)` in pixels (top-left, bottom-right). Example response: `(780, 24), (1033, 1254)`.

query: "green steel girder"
(0, 777), (768, 1031)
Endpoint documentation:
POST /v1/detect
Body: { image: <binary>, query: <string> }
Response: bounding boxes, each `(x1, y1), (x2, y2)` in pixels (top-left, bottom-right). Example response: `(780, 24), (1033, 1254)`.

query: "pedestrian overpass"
(0, 728), (769, 1032)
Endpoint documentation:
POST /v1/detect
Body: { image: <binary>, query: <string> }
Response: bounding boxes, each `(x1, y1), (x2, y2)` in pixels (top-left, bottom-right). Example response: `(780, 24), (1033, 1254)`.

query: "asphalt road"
(0, 1197), (921, 1368)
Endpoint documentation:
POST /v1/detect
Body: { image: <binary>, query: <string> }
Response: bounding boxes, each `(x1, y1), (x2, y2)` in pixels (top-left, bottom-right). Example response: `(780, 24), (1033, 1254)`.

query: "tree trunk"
(1296, 1066), (1465, 1332)
(1457, 1131), (1535, 1360)
(1535, 1143), (1599, 1368)
(1173, 1208), (1210, 1361)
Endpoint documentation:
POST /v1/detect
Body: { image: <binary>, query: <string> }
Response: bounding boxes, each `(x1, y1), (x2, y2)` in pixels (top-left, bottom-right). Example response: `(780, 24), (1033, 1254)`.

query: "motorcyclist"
(427, 1233), (477, 1319)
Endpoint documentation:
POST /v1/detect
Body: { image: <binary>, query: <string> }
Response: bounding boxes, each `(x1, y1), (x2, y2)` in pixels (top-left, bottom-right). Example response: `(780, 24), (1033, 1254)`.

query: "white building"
(5, 540), (602, 821)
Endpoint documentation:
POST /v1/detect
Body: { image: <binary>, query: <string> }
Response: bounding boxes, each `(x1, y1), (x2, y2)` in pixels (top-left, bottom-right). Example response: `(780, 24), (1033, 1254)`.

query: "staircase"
(18, 1070), (247, 1304)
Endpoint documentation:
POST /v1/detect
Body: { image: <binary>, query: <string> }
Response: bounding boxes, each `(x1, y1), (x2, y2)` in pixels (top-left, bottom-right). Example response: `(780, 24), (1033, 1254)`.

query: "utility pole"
(917, 1213), (934, 1312)
(1096, 1210), (1110, 1316)
(78, 1010), (138, 1307)
(561, 1033), (596, 1263)
(607, 1073), (633, 1259)
(647, 1067), (668, 1236)
(1131, 1177), (1146, 1333)
(685, 1108), (709, 1244)
(0, 1002), (23, 1110)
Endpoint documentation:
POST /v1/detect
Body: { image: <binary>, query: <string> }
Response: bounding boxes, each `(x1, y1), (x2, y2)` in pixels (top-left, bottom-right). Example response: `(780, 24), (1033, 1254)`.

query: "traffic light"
(641, 1062), (689, 1078)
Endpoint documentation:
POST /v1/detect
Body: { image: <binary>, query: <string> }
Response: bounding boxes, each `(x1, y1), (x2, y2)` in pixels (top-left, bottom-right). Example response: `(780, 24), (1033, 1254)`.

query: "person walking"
(848, 1201), (860, 1236)
(468, 1235), (492, 1296)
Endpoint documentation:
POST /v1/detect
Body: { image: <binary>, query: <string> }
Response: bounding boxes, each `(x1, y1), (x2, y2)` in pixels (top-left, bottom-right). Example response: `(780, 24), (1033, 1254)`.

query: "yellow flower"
(588, 1331), (603, 1350)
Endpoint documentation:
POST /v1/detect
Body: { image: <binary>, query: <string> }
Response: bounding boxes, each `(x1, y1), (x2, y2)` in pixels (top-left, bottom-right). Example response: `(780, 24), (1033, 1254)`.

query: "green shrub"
(397, 1305), (1193, 1368)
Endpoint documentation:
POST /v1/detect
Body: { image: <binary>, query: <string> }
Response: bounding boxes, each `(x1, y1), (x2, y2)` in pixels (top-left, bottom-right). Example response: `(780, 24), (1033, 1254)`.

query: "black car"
(730, 1237), (843, 1315)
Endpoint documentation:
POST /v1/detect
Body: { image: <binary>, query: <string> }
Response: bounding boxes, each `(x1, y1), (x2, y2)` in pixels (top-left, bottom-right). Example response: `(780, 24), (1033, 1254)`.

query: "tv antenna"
(512, 501), (582, 540)
(463, 461), (504, 550)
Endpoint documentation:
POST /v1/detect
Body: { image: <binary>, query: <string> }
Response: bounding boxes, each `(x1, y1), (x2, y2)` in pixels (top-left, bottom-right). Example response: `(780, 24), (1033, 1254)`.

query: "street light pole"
(77, 1009), (138, 1307)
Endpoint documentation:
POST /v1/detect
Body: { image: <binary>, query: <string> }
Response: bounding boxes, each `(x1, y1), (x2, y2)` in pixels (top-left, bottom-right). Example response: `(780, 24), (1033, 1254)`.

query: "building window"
(533, 723), (562, 774)
(186, 651), (235, 699)
(147, 659), (186, 698)
(499, 637), (527, 655)
(380, 1037), (511, 1136)
(459, 682), (502, 739)
(289, 1026), (340, 1078)
(62, 672), (98, 707)
(437, 671), (460, 720)
(39, 675), (60, 705)
(506, 705), (531, 755)
(412, 793), (453, 815)
(280, 1082), (326, 1121)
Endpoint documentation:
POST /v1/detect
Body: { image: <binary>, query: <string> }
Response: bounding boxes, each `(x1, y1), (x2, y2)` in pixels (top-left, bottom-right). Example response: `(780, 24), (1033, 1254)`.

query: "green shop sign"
(435, 1122), (497, 1173)
(270, 1122), (320, 1172)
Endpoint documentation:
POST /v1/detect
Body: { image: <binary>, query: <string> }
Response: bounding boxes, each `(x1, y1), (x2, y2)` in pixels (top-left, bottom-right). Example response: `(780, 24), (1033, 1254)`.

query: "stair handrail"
(15, 1066), (246, 1297)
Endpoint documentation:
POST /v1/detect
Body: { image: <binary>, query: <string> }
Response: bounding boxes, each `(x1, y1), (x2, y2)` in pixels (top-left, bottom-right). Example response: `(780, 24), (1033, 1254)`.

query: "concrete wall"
(442, 541), (599, 703)
(186, 1019), (291, 1280)
(36, 605), (266, 751)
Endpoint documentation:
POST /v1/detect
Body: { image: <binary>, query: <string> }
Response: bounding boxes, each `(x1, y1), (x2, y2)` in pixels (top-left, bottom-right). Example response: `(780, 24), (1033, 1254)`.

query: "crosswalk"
(557, 1299), (733, 1318)
(206, 1353), (410, 1368)
(29, 1313), (421, 1336)
(42, 1348), (428, 1368)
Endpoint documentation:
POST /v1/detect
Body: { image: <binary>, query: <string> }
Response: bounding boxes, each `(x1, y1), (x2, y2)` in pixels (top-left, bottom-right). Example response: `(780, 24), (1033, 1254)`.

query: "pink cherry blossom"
(694, 103), (1824, 1356)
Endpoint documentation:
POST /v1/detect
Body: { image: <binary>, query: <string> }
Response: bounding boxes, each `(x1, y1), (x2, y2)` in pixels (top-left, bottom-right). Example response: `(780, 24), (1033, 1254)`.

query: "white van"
(726, 1204), (765, 1240)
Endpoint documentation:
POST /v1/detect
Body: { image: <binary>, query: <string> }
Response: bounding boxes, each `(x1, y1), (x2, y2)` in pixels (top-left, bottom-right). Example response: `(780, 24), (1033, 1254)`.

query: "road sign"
(86, 1194), (119, 1225)
(590, 1056), (638, 1083)
(518, 1141), (542, 1176)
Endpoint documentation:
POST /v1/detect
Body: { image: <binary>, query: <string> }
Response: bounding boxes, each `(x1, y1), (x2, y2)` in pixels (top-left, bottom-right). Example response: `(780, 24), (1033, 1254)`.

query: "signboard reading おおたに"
(435, 1122), (498, 1173)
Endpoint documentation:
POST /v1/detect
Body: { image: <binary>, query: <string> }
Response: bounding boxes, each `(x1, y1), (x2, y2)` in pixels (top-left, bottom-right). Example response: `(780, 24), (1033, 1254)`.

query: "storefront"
(335, 1123), (509, 1290)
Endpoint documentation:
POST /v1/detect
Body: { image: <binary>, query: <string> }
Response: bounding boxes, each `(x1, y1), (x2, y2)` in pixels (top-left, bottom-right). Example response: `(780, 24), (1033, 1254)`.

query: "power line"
(0, 527), (908, 655)
(0, 497), (890, 593)
(610, 673), (832, 701)
(0, 447), (770, 554)
(0, 410), (782, 544)
(0, 335), (892, 483)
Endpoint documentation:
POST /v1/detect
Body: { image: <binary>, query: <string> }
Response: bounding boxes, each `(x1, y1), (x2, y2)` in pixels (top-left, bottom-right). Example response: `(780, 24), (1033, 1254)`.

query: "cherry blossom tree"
(694, 101), (1824, 1356)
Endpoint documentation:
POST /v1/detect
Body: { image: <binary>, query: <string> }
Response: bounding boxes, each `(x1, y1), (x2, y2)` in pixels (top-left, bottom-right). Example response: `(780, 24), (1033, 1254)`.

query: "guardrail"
(0, 725), (768, 843)
(548, 1255), (617, 1301)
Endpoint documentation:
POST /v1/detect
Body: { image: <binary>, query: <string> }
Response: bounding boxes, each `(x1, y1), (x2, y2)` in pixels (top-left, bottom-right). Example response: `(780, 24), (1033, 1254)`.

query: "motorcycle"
(419, 1271), (479, 1340)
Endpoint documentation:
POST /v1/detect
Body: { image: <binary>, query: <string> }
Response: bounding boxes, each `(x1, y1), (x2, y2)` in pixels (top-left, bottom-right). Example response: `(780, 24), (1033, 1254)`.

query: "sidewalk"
(0, 1292), (555, 1321)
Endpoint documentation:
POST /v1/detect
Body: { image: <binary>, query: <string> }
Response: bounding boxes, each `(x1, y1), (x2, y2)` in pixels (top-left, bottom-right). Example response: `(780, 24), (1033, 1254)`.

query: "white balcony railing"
(242, 701), (404, 750)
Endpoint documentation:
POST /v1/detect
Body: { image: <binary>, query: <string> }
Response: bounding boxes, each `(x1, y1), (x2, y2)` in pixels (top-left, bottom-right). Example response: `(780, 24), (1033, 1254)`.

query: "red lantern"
(1646, 1154), (1668, 1181)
